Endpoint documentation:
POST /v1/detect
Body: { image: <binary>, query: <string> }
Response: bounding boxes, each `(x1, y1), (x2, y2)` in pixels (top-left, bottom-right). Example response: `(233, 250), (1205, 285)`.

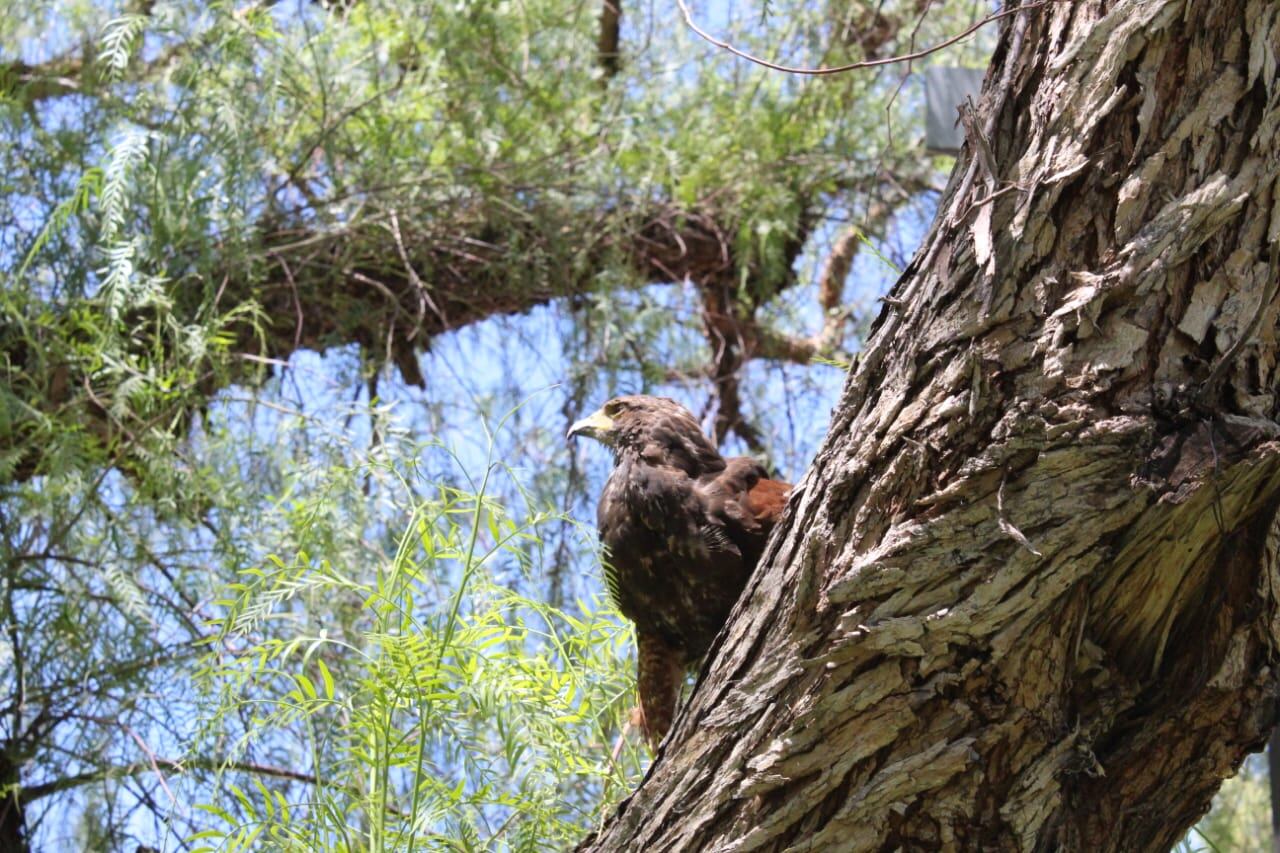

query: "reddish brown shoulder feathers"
(747, 477), (789, 525)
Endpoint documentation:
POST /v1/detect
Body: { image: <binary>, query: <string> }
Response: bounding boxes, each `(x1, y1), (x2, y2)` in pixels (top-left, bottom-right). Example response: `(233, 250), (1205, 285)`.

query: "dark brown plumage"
(568, 395), (789, 747)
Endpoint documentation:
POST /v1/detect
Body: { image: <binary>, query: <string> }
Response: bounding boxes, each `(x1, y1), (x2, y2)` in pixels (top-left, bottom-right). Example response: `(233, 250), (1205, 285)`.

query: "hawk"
(568, 395), (789, 748)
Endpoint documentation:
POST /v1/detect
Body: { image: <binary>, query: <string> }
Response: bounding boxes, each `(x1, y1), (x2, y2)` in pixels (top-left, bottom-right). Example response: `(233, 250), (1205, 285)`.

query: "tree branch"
(676, 0), (1062, 76)
(19, 756), (318, 804)
(2, 197), (807, 482)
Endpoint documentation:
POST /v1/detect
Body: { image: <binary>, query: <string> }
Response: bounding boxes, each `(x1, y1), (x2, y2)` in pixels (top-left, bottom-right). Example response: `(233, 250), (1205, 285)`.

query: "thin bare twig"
(387, 209), (447, 336)
(278, 256), (305, 353)
(675, 0), (1062, 77)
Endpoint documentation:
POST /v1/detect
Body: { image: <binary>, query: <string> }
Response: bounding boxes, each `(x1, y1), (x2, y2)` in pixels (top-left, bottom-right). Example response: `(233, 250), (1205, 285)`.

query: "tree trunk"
(581, 1), (1280, 850)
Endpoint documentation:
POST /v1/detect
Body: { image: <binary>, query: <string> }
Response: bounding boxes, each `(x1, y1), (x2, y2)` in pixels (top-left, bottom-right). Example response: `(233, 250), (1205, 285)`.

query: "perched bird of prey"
(568, 395), (789, 748)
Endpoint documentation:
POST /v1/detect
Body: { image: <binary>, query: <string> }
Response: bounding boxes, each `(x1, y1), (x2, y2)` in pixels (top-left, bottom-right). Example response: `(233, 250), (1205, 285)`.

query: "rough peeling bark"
(581, 1), (1280, 850)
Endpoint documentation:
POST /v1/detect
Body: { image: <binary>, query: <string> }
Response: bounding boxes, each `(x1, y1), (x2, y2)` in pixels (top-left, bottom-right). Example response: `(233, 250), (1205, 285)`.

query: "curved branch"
(676, 0), (1063, 76)
(19, 756), (318, 804)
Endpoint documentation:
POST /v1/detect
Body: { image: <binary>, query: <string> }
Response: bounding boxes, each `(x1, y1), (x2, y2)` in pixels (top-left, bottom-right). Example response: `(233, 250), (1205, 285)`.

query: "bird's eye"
(603, 401), (623, 416)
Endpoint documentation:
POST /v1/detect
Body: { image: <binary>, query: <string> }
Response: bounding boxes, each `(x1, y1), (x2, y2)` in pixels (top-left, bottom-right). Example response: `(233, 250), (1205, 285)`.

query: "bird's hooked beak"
(567, 408), (615, 443)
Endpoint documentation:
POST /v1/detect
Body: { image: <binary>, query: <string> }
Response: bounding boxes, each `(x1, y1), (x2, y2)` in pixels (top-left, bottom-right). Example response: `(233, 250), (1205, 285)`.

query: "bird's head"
(568, 395), (723, 472)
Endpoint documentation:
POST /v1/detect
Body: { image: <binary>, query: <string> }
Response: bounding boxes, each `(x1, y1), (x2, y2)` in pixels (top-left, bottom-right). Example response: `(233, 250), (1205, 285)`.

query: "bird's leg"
(636, 632), (684, 751)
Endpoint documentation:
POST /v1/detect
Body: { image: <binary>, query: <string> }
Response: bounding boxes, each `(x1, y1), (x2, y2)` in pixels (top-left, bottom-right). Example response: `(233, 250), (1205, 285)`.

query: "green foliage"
(192, 436), (643, 851)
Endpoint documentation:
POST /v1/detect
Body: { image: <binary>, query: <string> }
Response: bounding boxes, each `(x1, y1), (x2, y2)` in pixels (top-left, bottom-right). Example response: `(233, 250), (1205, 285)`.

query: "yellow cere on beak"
(567, 408), (615, 441)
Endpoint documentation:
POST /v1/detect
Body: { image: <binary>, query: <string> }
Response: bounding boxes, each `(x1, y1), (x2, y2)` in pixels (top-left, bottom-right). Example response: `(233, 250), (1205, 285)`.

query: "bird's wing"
(619, 461), (742, 559)
(698, 457), (790, 562)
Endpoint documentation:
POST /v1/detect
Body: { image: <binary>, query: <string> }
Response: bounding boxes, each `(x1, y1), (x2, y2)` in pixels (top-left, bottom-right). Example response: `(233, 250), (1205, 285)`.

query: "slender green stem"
(406, 452), (494, 852)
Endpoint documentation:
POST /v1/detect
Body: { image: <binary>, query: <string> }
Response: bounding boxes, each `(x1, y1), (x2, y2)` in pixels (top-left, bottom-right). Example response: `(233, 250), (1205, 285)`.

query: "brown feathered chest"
(597, 452), (788, 664)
